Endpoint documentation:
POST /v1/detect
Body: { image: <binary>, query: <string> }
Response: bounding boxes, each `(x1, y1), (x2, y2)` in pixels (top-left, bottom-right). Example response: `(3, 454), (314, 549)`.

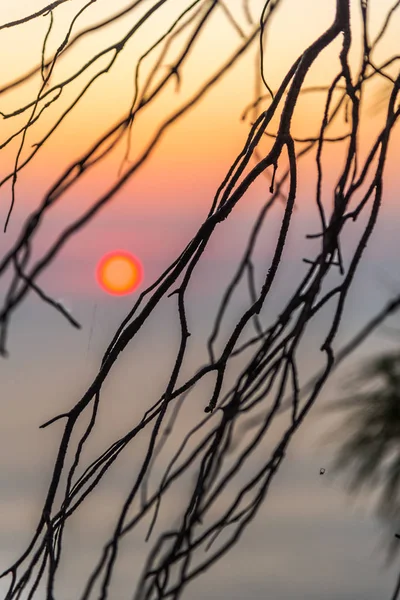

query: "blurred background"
(0, 1), (400, 598)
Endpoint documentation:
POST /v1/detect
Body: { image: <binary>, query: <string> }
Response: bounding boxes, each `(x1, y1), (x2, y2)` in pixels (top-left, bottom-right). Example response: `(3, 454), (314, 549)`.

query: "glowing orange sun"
(96, 250), (143, 296)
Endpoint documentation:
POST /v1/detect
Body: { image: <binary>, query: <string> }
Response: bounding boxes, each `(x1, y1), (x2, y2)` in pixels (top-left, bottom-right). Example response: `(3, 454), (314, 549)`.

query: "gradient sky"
(0, 1), (400, 598)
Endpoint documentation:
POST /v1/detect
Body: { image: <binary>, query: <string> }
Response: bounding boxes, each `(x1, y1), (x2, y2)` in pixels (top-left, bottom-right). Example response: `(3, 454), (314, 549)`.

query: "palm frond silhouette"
(326, 350), (400, 562)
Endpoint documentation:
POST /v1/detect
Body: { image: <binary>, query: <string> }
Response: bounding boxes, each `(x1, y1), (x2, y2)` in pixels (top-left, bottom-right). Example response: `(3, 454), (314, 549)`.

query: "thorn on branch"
(40, 412), (70, 429)
(269, 162), (278, 194)
(169, 66), (181, 92)
(167, 288), (180, 298)
(306, 232), (324, 239)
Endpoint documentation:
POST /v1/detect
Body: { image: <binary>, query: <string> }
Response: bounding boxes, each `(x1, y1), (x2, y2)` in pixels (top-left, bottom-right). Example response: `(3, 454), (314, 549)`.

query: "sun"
(96, 250), (143, 296)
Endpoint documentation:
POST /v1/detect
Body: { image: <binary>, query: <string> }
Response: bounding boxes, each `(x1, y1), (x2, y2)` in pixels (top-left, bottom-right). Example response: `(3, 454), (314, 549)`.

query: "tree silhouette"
(0, 1), (400, 598)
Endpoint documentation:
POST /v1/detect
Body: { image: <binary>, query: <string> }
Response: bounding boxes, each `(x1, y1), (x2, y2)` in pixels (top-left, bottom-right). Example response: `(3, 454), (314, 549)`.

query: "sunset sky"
(0, 1), (400, 598)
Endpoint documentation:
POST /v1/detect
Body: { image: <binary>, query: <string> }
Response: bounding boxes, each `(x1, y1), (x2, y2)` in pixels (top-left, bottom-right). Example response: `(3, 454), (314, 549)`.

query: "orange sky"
(0, 0), (398, 290)
(1, 1), (398, 182)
